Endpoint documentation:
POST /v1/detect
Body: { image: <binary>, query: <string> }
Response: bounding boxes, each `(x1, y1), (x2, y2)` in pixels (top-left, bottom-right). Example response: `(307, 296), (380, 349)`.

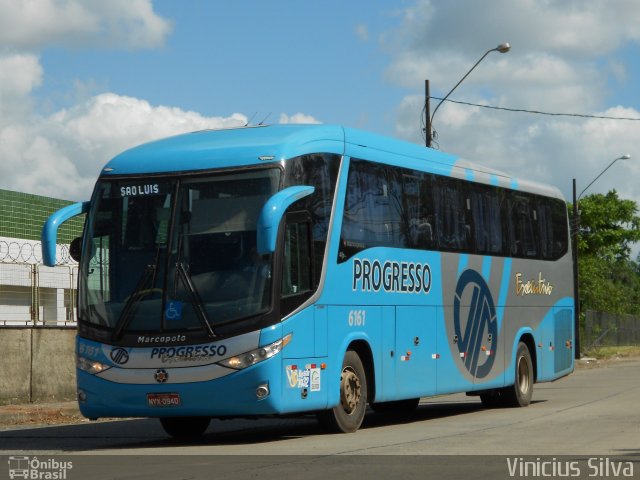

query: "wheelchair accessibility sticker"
(165, 300), (183, 321)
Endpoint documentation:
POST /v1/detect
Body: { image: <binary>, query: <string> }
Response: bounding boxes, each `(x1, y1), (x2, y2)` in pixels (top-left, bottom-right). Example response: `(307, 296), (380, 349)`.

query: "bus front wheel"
(317, 350), (368, 433)
(159, 416), (211, 438)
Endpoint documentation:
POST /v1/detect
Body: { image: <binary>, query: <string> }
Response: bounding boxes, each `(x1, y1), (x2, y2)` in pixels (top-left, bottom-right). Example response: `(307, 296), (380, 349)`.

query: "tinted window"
(338, 158), (568, 262)
(284, 154), (340, 285)
(340, 160), (407, 259)
(433, 178), (470, 251)
(470, 186), (504, 255)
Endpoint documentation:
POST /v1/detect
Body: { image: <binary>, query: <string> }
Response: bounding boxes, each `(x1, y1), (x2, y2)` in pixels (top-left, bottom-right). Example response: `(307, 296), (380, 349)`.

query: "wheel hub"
(340, 367), (361, 414)
(517, 356), (530, 394)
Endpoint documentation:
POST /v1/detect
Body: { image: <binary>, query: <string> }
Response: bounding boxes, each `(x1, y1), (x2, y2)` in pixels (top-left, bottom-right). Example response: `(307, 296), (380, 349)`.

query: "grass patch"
(583, 345), (640, 359)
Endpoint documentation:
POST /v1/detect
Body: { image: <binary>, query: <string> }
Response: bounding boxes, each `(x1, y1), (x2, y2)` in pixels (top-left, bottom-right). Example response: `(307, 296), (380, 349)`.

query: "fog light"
(77, 389), (87, 403)
(256, 384), (270, 399)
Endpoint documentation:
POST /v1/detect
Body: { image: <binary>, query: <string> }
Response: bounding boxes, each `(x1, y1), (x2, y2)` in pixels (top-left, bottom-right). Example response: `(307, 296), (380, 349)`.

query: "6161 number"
(348, 309), (366, 327)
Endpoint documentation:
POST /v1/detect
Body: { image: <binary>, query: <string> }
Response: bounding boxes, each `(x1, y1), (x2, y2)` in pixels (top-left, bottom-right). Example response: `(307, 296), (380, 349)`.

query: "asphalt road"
(1, 359), (638, 479)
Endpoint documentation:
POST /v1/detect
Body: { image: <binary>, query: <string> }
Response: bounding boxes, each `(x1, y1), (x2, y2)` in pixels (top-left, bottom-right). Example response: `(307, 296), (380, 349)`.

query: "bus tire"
(371, 398), (420, 414)
(159, 417), (210, 438)
(501, 342), (534, 407)
(317, 350), (367, 433)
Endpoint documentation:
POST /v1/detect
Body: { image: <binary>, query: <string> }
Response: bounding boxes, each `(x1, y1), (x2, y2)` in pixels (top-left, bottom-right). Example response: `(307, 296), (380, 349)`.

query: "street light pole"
(425, 79), (431, 148)
(572, 154), (631, 359)
(572, 179), (580, 359)
(425, 42), (510, 148)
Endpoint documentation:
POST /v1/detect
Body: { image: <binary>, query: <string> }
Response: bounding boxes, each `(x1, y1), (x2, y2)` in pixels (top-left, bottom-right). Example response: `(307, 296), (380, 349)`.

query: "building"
(0, 188), (84, 326)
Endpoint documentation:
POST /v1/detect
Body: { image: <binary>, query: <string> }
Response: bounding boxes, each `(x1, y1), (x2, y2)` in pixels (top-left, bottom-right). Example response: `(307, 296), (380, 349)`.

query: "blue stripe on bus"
(497, 258), (512, 331)
(465, 168), (474, 181)
(482, 256), (492, 280)
(457, 254), (469, 276)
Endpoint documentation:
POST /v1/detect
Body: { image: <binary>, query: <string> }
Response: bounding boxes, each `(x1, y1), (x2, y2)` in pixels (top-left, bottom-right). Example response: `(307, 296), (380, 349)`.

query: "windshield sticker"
(165, 300), (183, 321)
(119, 183), (163, 197)
(515, 272), (554, 296)
(352, 258), (432, 294)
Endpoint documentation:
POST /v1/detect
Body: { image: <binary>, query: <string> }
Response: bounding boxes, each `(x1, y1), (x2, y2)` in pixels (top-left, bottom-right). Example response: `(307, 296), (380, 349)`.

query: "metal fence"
(584, 310), (640, 348)
(0, 262), (78, 327)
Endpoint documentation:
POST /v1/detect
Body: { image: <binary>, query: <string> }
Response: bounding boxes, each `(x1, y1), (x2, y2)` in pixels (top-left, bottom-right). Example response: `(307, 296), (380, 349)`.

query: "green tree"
(570, 190), (640, 316)
(576, 190), (640, 261)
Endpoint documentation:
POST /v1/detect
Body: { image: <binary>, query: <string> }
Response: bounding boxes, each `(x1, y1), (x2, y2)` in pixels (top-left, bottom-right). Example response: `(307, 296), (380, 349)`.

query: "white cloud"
(279, 113), (321, 124)
(0, 72), (324, 201)
(0, 92), (248, 200)
(386, 0), (640, 208)
(393, 0), (640, 59)
(0, 0), (172, 49)
(0, 53), (42, 97)
(0, 53), (43, 121)
(355, 24), (369, 42)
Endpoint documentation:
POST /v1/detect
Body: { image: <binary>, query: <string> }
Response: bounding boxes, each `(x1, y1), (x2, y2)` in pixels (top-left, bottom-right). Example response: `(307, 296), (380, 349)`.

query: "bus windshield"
(78, 168), (281, 338)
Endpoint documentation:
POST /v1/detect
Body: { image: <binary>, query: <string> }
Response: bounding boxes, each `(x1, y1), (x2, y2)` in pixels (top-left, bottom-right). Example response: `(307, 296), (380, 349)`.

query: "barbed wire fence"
(0, 240), (78, 327)
(0, 240), (75, 265)
(584, 310), (640, 349)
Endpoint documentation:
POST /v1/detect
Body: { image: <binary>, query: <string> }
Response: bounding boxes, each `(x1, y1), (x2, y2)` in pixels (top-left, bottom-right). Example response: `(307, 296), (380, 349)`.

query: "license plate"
(147, 392), (181, 407)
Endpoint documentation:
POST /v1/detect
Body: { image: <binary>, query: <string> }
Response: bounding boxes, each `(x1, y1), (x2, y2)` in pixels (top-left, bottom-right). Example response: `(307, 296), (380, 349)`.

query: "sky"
(1, 0), (639, 210)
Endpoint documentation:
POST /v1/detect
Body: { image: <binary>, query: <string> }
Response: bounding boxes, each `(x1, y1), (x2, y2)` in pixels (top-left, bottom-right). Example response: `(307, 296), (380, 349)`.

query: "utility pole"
(425, 79), (432, 148)
(572, 178), (580, 359)
(425, 43), (510, 150)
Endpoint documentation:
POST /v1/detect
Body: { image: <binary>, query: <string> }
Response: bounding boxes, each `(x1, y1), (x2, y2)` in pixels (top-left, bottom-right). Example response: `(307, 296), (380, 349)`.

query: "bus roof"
(101, 124), (564, 200)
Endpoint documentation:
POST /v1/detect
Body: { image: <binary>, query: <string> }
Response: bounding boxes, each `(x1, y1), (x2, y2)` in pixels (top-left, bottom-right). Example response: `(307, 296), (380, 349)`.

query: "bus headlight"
(217, 334), (292, 370)
(76, 355), (111, 374)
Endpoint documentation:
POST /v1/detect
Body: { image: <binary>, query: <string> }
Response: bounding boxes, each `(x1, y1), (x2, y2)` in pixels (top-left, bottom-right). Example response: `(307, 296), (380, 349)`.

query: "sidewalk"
(0, 400), (83, 428)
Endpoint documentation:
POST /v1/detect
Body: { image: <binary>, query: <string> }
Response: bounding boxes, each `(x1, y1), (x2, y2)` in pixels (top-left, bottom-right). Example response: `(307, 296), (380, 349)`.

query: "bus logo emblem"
(154, 369), (169, 383)
(110, 347), (130, 365)
(453, 269), (497, 379)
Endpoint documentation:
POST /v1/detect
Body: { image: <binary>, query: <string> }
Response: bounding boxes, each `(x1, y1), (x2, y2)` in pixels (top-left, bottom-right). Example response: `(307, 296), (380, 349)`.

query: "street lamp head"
(576, 153), (633, 201)
(425, 41), (511, 147)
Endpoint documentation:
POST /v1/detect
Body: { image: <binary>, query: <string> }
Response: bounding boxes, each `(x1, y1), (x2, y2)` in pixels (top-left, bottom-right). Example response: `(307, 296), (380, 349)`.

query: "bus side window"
(404, 171), (435, 250)
(280, 214), (314, 317)
(508, 194), (538, 258)
(433, 178), (470, 251)
(281, 217), (313, 297)
(339, 160), (407, 260)
(471, 186), (503, 255)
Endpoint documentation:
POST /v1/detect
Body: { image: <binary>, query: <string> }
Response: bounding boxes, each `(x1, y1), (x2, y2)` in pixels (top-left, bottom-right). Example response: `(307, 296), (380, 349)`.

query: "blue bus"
(42, 125), (574, 437)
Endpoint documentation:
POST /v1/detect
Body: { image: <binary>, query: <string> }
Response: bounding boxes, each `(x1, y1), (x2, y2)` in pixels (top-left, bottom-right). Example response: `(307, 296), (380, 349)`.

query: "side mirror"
(69, 236), (82, 263)
(42, 201), (90, 266)
(256, 186), (314, 255)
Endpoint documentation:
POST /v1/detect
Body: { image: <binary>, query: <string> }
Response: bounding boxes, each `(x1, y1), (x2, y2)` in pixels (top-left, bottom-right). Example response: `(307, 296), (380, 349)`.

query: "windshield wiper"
(112, 264), (156, 341)
(175, 261), (216, 338)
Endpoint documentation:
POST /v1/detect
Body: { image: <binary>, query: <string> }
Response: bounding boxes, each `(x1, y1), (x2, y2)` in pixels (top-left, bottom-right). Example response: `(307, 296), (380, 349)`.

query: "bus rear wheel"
(317, 350), (368, 433)
(501, 342), (534, 407)
(159, 416), (211, 438)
